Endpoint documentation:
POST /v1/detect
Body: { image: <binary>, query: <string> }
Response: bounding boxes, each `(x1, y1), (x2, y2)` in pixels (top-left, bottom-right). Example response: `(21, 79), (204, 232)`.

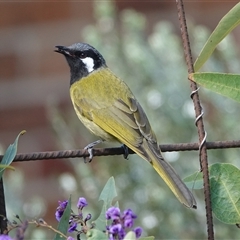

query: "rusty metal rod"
(0, 140), (239, 162)
(176, 0), (214, 239)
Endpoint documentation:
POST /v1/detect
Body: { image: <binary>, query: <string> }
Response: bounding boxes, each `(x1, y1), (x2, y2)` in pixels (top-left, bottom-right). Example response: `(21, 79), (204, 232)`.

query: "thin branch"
(29, 219), (67, 239)
(0, 140), (239, 162)
(176, 0), (214, 239)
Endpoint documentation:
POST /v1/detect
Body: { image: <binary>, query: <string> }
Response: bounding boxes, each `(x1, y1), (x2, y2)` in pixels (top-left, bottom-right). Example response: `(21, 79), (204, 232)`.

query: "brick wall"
(0, 2), (94, 150)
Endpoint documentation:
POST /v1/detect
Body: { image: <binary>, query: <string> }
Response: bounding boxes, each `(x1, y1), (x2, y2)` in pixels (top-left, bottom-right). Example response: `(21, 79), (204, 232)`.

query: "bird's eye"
(77, 52), (87, 59)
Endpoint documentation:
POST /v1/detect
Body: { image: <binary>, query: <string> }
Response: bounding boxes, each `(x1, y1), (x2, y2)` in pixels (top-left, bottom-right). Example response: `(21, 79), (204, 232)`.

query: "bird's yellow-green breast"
(69, 67), (138, 143)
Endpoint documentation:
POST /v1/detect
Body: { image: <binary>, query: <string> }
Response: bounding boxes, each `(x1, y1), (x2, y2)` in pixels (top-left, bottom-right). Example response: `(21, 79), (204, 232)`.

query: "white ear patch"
(81, 57), (94, 73)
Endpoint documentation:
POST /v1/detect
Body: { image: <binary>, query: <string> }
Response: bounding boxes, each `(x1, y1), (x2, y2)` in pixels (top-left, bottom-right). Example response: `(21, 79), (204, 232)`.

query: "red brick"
(0, 105), (48, 130)
(0, 53), (18, 80)
(0, 2), (71, 28)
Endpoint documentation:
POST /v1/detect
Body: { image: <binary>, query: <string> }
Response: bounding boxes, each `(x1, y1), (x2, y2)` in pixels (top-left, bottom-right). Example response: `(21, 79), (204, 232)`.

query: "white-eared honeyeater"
(55, 43), (196, 208)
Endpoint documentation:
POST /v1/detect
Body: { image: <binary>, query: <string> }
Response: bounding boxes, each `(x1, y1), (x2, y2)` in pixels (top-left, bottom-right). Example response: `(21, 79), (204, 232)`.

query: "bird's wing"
(74, 95), (157, 152)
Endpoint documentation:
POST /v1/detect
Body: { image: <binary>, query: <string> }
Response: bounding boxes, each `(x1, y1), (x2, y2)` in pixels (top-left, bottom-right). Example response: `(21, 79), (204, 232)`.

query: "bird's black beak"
(55, 46), (71, 56)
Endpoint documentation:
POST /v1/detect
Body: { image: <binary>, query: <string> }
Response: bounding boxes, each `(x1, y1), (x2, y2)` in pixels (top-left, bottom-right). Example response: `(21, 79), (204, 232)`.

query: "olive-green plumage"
(55, 43), (197, 208)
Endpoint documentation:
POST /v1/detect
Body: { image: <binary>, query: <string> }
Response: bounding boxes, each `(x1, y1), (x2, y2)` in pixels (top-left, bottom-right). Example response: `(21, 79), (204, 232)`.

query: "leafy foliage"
(185, 163), (240, 225)
(94, 176), (118, 231)
(54, 197), (71, 240)
(188, 3), (240, 229)
(210, 163), (240, 225)
(183, 171), (203, 190)
(189, 73), (240, 103)
(0, 130), (26, 179)
(192, 2), (240, 104)
(194, 2), (240, 71)
(86, 229), (107, 240)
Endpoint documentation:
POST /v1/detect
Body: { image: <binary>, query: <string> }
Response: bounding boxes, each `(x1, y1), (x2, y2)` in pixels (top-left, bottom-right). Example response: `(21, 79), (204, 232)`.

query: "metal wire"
(199, 131), (208, 153)
(0, 140), (240, 162)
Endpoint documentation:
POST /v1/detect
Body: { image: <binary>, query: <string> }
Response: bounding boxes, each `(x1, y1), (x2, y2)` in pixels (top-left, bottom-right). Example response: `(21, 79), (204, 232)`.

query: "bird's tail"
(140, 139), (197, 208)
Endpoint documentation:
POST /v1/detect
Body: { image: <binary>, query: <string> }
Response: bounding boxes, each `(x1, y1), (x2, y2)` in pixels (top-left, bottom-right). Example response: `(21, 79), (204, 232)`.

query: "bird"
(55, 42), (197, 208)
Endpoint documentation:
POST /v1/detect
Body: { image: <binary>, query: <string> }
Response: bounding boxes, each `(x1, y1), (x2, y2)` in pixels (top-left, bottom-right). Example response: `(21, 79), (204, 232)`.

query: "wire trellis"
(0, 140), (240, 162)
(176, 0), (213, 238)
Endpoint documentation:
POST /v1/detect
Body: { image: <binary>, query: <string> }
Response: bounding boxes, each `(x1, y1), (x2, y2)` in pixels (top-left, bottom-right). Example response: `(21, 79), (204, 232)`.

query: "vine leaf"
(210, 163), (240, 224)
(189, 73), (240, 103)
(93, 177), (118, 231)
(183, 171), (203, 190)
(0, 130), (26, 179)
(86, 229), (108, 240)
(124, 231), (137, 240)
(139, 236), (155, 240)
(184, 163), (240, 225)
(194, 2), (240, 71)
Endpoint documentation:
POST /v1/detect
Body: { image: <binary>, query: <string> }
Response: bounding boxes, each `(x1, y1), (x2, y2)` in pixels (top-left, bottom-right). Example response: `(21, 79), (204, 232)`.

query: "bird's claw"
(84, 146), (94, 163)
(83, 140), (102, 163)
(122, 144), (129, 160)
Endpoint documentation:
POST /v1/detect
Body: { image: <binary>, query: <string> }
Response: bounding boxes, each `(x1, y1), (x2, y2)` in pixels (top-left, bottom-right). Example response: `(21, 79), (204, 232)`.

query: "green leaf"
(183, 171), (203, 190)
(210, 163), (240, 224)
(189, 73), (240, 103)
(123, 231), (137, 240)
(0, 165), (15, 171)
(94, 177), (118, 230)
(0, 130), (26, 179)
(194, 3), (240, 71)
(139, 237), (155, 240)
(86, 229), (108, 240)
(53, 197), (71, 240)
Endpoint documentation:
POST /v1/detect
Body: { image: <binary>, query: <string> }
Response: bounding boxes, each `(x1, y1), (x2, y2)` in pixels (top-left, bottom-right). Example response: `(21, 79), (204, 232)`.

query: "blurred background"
(0, 0), (240, 239)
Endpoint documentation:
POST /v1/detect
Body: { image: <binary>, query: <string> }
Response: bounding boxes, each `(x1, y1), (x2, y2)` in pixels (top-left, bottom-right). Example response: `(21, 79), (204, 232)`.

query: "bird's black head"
(55, 43), (107, 85)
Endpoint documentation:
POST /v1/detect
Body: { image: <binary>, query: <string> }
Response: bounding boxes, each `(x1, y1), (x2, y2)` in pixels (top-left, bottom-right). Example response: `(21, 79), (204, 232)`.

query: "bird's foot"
(121, 144), (129, 160)
(84, 140), (102, 163)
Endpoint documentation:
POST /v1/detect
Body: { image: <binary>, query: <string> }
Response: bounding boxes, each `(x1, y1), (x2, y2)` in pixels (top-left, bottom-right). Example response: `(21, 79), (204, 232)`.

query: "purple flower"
(105, 207), (121, 220)
(58, 200), (68, 209)
(85, 213), (92, 222)
(134, 227), (143, 238)
(0, 235), (13, 240)
(77, 197), (88, 209)
(123, 209), (137, 219)
(16, 220), (28, 240)
(68, 220), (77, 232)
(118, 229), (126, 240)
(124, 218), (133, 228)
(109, 223), (122, 234)
(55, 211), (62, 222)
(108, 234), (114, 240)
(108, 224), (126, 240)
(106, 207), (142, 240)
(67, 237), (75, 240)
(55, 200), (68, 221)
